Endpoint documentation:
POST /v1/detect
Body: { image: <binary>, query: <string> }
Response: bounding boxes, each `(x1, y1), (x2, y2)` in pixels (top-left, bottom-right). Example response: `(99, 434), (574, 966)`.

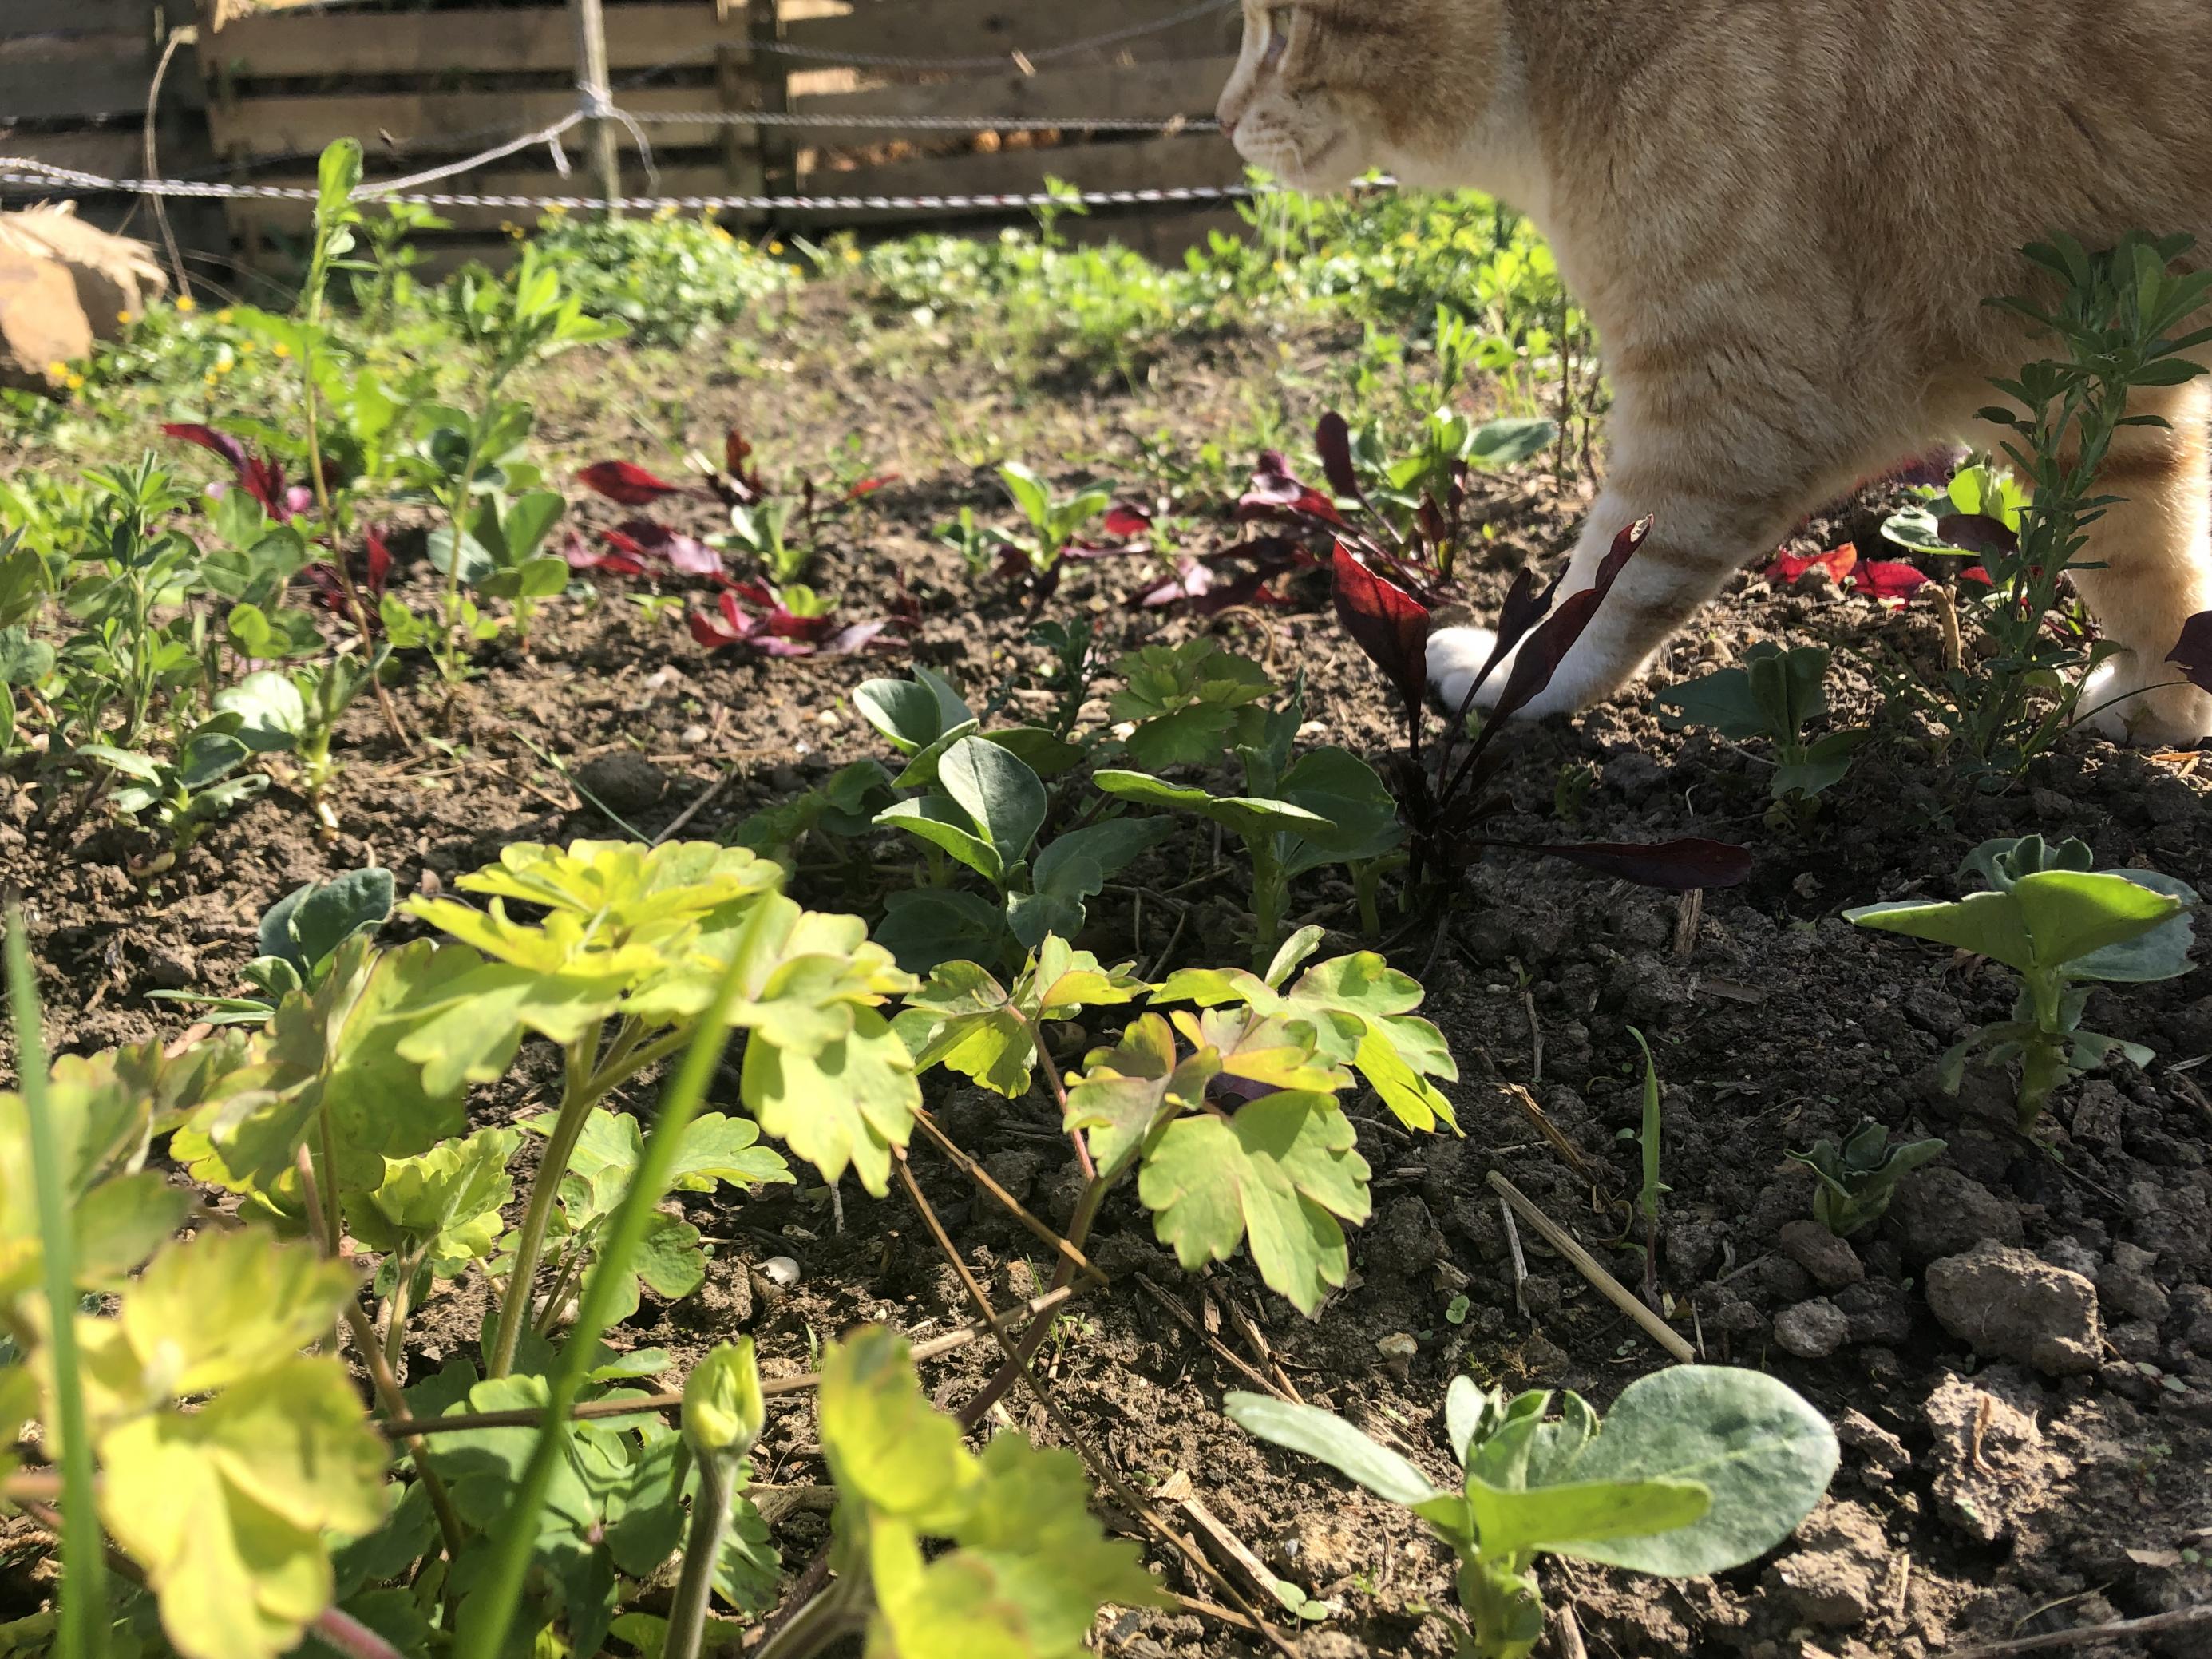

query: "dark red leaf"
(1102, 504), (1153, 539)
(1238, 452), (1347, 528)
(1537, 837), (1753, 890)
(2166, 610), (2212, 694)
(1315, 411), (1361, 501)
(824, 619), (904, 655)
(1934, 512), (2019, 559)
(362, 526), (391, 596)
(846, 475), (896, 499)
(1332, 543), (1430, 714)
(162, 422), (250, 474)
(1850, 560), (1931, 604)
(1767, 544), (1858, 586)
(1492, 519), (1649, 722)
(1959, 565), (1993, 587)
(577, 461), (686, 505)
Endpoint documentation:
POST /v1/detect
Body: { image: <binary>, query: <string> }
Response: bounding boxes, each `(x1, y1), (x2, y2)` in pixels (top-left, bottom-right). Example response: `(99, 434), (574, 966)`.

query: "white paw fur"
(2078, 653), (2212, 746)
(1427, 624), (1585, 721)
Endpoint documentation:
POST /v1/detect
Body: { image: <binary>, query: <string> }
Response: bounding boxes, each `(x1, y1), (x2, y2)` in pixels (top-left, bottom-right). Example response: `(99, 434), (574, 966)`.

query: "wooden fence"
(1, 0), (219, 252)
(3, 1), (1244, 276)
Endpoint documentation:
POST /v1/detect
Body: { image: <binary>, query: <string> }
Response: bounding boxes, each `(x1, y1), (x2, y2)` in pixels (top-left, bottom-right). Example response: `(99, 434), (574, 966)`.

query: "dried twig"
(1132, 1274), (1293, 1402)
(1487, 1172), (1694, 1363)
(651, 761), (741, 845)
(1949, 1606), (2212, 1657)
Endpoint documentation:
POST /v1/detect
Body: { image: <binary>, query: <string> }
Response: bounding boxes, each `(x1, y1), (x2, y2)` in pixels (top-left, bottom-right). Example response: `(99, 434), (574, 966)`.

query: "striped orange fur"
(1217, 0), (2212, 742)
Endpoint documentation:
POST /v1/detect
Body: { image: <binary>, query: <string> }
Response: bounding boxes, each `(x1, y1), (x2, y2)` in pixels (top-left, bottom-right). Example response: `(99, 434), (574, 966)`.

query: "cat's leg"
(1430, 418), (1847, 719)
(2066, 381), (2212, 745)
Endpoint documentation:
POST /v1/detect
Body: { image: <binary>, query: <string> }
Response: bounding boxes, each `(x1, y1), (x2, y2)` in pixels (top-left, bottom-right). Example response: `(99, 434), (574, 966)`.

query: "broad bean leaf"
(1848, 869), (2182, 978)
(1222, 1394), (1439, 1507)
(856, 667), (972, 754)
(1093, 769), (1336, 846)
(212, 668), (307, 754)
(876, 888), (1006, 975)
(1137, 1089), (1371, 1314)
(1275, 746), (1404, 873)
(1541, 1366), (1838, 1575)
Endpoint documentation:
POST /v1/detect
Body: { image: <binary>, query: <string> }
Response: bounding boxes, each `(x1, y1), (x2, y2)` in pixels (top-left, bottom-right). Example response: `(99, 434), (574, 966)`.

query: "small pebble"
(760, 1255), (801, 1289)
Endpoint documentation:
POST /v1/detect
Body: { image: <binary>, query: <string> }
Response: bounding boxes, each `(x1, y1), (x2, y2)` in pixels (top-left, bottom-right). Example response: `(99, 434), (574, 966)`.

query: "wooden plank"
(782, 0), (1241, 69)
(208, 84), (739, 162)
(788, 131), (1244, 220)
(220, 163), (740, 232)
(202, 3), (753, 80)
(12, 0), (154, 38)
(0, 39), (155, 123)
(0, 128), (146, 186)
(792, 55), (1232, 129)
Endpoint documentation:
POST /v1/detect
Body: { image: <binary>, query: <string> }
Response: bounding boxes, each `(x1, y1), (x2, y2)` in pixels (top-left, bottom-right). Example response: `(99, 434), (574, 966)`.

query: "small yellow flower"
(216, 360), (234, 376)
(216, 308), (235, 324)
(117, 310), (136, 326)
(239, 340), (254, 354)
(175, 295), (196, 314)
(45, 360), (67, 378)
(710, 224), (733, 243)
(653, 203), (677, 224)
(204, 372), (217, 388)
(65, 373), (84, 390)
(842, 246), (861, 264)
(544, 203), (569, 218)
(767, 239), (785, 255)
(272, 342), (291, 358)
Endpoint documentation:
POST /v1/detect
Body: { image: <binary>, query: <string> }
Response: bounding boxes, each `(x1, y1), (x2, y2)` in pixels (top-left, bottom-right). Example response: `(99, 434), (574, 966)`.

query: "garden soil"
(6, 300), (2212, 1658)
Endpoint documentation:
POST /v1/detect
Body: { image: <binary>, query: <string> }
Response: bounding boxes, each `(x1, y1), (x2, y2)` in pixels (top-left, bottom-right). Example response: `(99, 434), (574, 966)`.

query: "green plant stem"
(457, 944), (758, 1659)
(486, 1018), (609, 1377)
(748, 1577), (865, 1659)
(381, 1262), (415, 1373)
(6, 913), (106, 1659)
(433, 418), (493, 691)
(663, 1451), (738, 1659)
(1248, 839), (1288, 974)
(1461, 1551), (1543, 1659)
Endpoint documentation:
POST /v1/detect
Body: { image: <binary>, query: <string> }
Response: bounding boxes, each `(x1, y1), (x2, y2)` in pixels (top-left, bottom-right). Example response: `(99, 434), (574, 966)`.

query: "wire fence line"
(0, 157), (1269, 216)
(1, 3), (1249, 227)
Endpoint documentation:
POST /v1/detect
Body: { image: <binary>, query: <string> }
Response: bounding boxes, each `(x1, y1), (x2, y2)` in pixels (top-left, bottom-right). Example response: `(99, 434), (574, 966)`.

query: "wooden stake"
(568, 0), (623, 212)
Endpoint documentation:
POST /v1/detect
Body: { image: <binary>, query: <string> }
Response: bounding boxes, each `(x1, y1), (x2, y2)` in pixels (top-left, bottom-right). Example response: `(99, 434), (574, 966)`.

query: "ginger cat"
(1217, 0), (2212, 743)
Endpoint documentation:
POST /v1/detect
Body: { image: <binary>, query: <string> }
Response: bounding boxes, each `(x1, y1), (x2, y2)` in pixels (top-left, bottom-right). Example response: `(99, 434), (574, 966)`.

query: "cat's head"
(1217, 1), (1510, 192)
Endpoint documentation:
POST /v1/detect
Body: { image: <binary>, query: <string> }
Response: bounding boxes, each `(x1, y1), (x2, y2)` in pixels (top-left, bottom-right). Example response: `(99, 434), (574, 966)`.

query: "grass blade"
(6, 910), (107, 1659)
(455, 952), (754, 1658)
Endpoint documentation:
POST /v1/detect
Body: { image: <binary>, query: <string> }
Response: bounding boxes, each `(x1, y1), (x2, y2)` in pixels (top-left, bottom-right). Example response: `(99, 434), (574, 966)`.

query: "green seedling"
(1625, 1027), (1668, 1308)
(1787, 1121), (1948, 1237)
(858, 669), (1168, 971)
(213, 647), (386, 816)
(1847, 833), (2199, 1127)
(1097, 681), (1401, 971)
(1656, 642), (1870, 809)
(77, 711), (270, 868)
(152, 866), (394, 1027)
(1227, 1368), (1838, 1659)
(723, 496), (807, 584)
(993, 461), (1112, 586)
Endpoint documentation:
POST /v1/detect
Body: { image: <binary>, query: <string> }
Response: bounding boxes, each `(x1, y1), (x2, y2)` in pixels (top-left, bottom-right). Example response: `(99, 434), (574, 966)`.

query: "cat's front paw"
(2078, 654), (2212, 747)
(1427, 624), (1597, 721)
